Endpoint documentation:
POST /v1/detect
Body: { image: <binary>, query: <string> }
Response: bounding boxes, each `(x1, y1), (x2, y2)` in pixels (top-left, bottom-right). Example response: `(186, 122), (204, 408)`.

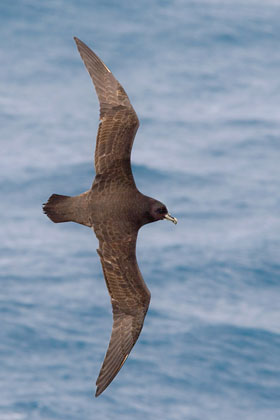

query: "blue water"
(1, 0), (280, 419)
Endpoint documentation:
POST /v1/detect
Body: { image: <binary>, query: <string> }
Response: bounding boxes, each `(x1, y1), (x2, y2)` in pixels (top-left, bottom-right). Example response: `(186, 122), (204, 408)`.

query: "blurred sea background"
(1, 0), (280, 419)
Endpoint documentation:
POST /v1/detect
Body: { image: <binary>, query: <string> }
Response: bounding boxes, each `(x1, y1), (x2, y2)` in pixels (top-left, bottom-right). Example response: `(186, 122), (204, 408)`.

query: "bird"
(43, 37), (177, 397)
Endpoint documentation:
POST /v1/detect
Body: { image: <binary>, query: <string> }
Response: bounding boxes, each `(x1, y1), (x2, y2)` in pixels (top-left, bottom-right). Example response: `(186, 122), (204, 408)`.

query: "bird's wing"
(95, 231), (150, 397)
(74, 37), (139, 189)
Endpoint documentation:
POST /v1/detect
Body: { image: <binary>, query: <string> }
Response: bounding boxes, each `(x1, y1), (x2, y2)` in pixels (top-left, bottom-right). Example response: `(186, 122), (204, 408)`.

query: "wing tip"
(73, 36), (88, 51)
(94, 378), (108, 398)
(73, 36), (82, 47)
(95, 380), (108, 397)
(94, 353), (129, 397)
(73, 36), (113, 76)
(95, 387), (102, 398)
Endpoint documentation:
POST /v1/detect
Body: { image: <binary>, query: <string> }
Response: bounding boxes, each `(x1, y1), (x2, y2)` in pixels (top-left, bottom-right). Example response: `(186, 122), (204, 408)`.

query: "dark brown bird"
(43, 37), (177, 397)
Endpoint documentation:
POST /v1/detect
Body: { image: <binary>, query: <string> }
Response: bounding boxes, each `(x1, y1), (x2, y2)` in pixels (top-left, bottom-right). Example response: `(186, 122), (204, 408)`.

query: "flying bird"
(43, 37), (177, 397)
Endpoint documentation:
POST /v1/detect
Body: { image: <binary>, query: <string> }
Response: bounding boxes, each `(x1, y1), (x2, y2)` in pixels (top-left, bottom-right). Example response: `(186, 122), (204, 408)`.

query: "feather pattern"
(44, 37), (176, 398)
(74, 36), (151, 397)
(95, 235), (150, 396)
(74, 37), (139, 189)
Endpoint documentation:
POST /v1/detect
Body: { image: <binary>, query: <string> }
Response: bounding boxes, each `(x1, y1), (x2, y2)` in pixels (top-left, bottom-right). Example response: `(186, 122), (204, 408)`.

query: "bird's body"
(43, 38), (177, 397)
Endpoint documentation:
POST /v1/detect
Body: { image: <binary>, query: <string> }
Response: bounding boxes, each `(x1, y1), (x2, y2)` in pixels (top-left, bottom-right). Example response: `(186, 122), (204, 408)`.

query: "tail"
(43, 193), (91, 227)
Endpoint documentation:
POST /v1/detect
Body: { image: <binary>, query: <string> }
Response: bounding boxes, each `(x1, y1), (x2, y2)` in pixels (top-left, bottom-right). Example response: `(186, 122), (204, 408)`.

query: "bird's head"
(143, 199), (177, 225)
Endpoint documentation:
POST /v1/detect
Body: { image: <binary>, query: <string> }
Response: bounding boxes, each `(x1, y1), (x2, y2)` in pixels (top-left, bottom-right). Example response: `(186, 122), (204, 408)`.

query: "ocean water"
(1, 0), (280, 419)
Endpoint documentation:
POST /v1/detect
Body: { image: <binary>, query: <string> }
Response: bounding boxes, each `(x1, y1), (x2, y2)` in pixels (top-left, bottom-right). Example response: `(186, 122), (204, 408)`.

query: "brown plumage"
(43, 37), (177, 397)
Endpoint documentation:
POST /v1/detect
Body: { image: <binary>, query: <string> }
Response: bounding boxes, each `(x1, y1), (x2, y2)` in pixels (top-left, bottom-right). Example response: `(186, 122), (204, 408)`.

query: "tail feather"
(43, 193), (91, 226)
(43, 194), (72, 223)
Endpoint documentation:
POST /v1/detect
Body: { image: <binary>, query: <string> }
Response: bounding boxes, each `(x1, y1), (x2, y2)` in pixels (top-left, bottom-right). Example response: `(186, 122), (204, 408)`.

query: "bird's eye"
(156, 207), (166, 215)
